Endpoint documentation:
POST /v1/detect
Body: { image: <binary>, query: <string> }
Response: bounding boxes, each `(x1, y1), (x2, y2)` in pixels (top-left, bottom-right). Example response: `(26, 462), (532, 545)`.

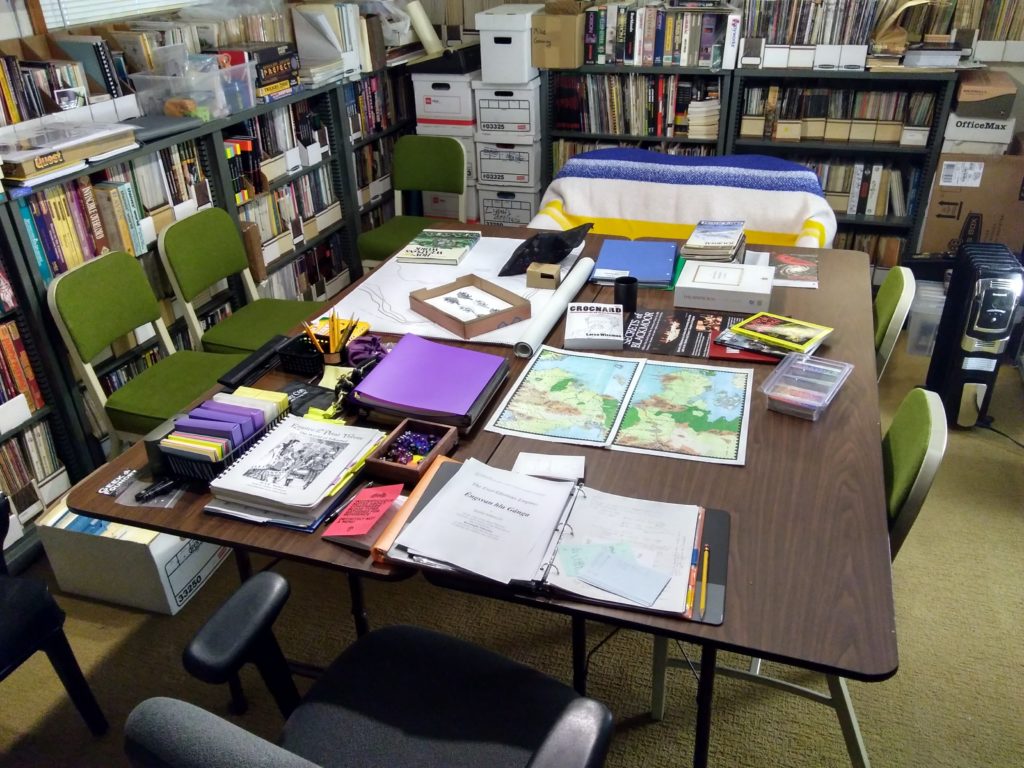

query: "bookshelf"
(541, 66), (733, 183)
(0, 72), (408, 472)
(725, 68), (957, 273)
(0, 210), (88, 572)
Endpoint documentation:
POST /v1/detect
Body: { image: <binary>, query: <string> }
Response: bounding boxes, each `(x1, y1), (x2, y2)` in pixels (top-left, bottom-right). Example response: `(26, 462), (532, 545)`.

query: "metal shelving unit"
(540, 66), (733, 184)
(726, 68), (957, 272)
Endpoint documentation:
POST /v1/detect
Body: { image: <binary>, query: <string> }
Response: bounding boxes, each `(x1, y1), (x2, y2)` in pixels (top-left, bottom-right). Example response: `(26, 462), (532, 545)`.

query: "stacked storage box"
(474, 4), (545, 228)
(412, 70), (481, 221)
(906, 280), (947, 357)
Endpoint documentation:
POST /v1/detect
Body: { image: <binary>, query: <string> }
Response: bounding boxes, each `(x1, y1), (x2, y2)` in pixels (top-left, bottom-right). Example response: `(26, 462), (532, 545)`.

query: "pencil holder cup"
(279, 335), (326, 378)
(318, 337), (345, 366)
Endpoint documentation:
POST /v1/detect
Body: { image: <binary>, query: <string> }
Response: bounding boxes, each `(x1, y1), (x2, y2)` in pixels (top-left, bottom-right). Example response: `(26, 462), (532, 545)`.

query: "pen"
(685, 543), (699, 616)
(699, 545), (710, 621)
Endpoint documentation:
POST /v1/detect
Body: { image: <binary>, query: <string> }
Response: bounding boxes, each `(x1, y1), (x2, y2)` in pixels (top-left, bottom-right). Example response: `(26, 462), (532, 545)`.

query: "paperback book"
(394, 229), (482, 266)
(682, 220), (746, 261)
(624, 308), (778, 363)
(729, 312), (833, 353)
(563, 303), (624, 350)
(209, 415), (386, 518)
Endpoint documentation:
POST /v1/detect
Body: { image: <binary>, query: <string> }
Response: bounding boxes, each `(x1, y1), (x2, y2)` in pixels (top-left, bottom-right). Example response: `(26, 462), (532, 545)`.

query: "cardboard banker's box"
(919, 153), (1024, 255)
(956, 70), (1018, 119)
(531, 2), (589, 69)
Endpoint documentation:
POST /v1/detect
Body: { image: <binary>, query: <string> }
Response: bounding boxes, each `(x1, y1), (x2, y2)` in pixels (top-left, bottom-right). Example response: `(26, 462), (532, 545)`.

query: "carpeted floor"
(2, 342), (1022, 768)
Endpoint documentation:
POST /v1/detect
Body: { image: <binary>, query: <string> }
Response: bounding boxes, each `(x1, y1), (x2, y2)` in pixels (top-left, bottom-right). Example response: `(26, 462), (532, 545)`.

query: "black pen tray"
(160, 412), (286, 485)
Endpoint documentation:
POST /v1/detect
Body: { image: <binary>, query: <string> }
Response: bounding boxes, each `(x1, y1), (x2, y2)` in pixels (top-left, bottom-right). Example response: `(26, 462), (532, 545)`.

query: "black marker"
(135, 478), (178, 503)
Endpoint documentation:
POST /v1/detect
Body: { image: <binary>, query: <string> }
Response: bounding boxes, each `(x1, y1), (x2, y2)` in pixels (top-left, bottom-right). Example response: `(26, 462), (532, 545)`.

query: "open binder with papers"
(387, 459), (729, 623)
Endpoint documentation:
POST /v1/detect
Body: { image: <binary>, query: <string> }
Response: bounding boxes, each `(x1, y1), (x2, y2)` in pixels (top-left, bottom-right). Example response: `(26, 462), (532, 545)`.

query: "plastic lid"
(760, 353), (854, 419)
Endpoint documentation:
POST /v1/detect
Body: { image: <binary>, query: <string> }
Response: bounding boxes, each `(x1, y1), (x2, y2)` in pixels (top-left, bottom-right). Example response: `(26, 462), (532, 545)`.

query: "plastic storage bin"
(130, 62), (256, 121)
(760, 353), (854, 421)
(906, 280), (947, 356)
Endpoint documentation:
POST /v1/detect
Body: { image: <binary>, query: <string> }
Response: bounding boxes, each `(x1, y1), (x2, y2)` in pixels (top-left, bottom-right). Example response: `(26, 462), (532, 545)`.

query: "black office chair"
(125, 571), (613, 768)
(0, 495), (108, 736)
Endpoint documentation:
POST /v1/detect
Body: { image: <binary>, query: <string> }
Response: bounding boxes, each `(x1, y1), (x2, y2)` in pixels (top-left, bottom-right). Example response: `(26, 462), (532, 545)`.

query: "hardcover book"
(729, 312), (833, 353)
(394, 229), (482, 266)
(563, 303), (625, 351)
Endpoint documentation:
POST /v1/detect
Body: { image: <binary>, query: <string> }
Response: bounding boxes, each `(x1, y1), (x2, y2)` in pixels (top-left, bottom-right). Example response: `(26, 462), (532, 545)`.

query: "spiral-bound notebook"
(388, 459), (729, 623)
(208, 415), (385, 520)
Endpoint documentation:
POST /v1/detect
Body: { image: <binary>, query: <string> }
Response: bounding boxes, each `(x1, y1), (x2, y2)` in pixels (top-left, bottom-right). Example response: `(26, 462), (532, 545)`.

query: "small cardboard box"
(944, 112), (1016, 143)
(409, 274), (531, 338)
(774, 120), (802, 141)
(956, 69), (1018, 119)
(37, 497), (229, 615)
(740, 115), (765, 137)
(849, 119), (877, 142)
(531, 5), (588, 69)
(824, 119), (851, 141)
(919, 153), (1024, 255)
(527, 262), (561, 289)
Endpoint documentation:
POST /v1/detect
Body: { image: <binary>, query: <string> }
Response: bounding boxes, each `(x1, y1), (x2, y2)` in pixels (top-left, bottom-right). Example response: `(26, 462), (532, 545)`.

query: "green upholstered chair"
(47, 251), (247, 453)
(356, 135), (467, 264)
(158, 208), (322, 354)
(651, 388), (947, 768)
(873, 266), (916, 381)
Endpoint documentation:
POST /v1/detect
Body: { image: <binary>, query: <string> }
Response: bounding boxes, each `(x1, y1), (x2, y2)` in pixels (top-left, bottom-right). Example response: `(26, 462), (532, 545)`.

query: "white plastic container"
(475, 4), (544, 84)
(477, 184), (542, 227)
(906, 281), (947, 356)
(476, 140), (542, 187)
(472, 77), (542, 141)
(412, 71), (479, 136)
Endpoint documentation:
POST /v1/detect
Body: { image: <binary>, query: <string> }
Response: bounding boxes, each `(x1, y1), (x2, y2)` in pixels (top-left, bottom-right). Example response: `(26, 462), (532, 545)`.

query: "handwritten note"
(577, 551), (671, 607)
(324, 484), (403, 536)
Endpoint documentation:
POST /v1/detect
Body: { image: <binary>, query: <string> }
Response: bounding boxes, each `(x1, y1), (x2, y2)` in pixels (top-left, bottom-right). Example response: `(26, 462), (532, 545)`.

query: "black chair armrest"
(526, 697), (614, 768)
(183, 570), (290, 684)
(125, 697), (317, 768)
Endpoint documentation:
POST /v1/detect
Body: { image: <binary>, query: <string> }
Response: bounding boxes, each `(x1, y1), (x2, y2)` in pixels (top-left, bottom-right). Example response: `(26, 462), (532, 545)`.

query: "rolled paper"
(514, 256), (595, 358)
(406, 0), (443, 55)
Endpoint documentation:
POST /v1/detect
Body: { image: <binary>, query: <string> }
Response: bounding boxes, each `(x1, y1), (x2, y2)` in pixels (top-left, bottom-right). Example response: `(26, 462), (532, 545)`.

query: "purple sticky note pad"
(200, 400), (266, 430)
(174, 417), (244, 449)
(189, 406), (256, 440)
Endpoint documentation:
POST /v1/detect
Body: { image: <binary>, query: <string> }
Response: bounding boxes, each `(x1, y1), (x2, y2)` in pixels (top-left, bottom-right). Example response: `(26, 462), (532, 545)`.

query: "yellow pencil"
(303, 322), (324, 353)
(337, 312), (357, 351)
(329, 310), (339, 353)
(699, 545), (710, 620)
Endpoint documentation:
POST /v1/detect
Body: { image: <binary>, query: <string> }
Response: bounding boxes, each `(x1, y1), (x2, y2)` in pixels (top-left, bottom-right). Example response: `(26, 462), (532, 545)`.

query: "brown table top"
(66, 230), (896, 681)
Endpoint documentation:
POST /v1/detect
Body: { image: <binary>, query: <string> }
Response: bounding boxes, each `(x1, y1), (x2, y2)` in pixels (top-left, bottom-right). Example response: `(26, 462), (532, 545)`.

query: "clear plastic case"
(760, 353), (854, 421)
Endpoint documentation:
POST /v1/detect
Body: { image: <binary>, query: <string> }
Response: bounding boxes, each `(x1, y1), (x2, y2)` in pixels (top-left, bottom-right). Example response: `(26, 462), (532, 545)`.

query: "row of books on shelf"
(237, 168), (339, 247)
(351, 134), (396, 206)
(833, 229), (904, 269)
(344, 71), (413, 143)
(738, 0), (875, 46)
(819, 161), (913, 218)
(13, 140), (212, 283)
(0, 320), (43, 413)
(0, 52), (91, 125)
(0, 419), (63, 502)
(742, 87), (935, 126)
(551, 139), (715, 174)
(248, 226), (350, 301)
(583, 3), (742, 69)
(553, 73), (721, 138)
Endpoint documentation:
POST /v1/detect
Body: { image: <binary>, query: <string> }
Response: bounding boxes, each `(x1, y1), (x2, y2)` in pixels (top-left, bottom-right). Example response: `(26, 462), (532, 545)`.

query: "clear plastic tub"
(130, 62), (256, 121)
(906, 281), (946, 357)
(760, 353), (854, 421)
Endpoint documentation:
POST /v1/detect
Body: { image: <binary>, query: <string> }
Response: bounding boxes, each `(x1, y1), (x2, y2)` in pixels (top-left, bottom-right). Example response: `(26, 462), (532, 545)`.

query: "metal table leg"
(572, 616), (587, 694)
(348, 574), (369, 636)
(694, 644), (717, 768)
